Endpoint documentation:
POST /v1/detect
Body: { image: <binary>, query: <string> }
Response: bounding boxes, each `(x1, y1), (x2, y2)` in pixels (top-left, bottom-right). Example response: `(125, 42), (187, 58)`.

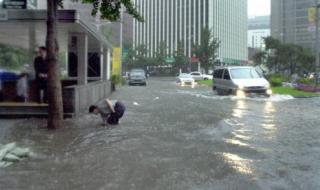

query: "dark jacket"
(34, 56), (48, 80)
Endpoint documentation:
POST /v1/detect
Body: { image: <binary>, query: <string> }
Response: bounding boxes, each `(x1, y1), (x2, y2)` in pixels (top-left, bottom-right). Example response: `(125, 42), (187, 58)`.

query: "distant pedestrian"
(16, 73), (29, 102)
(89, 99), (126, 125)
(33, 47), (48, 103)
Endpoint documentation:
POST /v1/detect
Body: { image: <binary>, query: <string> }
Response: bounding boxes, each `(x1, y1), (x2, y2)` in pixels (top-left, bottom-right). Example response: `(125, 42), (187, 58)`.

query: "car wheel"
(216, 88), (223, 96)
(204, 78), (208, 80)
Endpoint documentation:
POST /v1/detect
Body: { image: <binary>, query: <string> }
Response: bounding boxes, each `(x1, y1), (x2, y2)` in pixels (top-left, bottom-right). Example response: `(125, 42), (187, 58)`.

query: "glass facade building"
(271, 0), (316, 51)
(133, 0), (248, 63)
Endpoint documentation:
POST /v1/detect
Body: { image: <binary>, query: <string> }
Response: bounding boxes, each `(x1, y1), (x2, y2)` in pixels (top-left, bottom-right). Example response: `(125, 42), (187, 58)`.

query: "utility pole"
(120, 5), (124, 74)
(315, 0), (320, 88)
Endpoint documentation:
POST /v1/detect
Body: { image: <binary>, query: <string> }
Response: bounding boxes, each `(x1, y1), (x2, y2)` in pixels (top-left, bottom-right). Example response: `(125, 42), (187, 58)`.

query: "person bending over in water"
(89, 99), (125, 125)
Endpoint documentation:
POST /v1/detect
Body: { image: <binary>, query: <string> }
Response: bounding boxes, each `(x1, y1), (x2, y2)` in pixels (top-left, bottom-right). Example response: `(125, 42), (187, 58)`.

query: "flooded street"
(0, 78), (320, 190)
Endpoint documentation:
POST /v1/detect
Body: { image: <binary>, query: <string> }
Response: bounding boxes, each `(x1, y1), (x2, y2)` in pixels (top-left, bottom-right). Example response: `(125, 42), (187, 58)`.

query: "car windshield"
(179, 73), (192, 78)
(131, 71), (144, 76)
(230, 68), (261, 79)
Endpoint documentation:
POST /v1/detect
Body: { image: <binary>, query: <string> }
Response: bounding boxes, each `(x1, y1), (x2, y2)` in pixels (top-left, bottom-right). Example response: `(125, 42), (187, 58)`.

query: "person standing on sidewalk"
(33, 47), (48, 103)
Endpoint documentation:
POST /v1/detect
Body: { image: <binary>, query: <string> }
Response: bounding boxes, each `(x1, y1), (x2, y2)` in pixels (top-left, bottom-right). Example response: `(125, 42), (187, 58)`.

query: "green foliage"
(154, 42), (167, 66)
(267, 74), (289, 87)
(81, 0), (143, 22)
(198, 80), (213, 86)
(272, 87), (320, 97)
(124, 42), (169, 70)
(0, 44), (30, 70)
(252, 51), (267, 66)
(298, 77), (316, 85)
(173, 41), (188, 73)
(110, 74), (125, 85)
(193, 28), (220, 73)
(133, 44), (148, 67)
(254, 37), (315, 75)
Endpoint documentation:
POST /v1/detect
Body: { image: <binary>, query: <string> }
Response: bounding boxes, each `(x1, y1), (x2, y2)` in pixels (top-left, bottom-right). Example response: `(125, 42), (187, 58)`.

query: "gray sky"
(248, 0), (271, 17)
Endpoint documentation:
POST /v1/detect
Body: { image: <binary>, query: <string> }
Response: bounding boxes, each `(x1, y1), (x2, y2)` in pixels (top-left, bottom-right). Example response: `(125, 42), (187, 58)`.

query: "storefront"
(0, 9), (113, 117)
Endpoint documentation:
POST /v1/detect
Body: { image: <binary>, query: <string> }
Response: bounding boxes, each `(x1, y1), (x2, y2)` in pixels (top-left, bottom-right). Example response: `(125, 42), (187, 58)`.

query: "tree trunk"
(46, 0), (63, 129)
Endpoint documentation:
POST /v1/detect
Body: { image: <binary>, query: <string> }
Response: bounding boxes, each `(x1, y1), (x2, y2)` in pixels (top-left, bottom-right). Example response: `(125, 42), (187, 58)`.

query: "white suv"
(213, 66), (272, 97)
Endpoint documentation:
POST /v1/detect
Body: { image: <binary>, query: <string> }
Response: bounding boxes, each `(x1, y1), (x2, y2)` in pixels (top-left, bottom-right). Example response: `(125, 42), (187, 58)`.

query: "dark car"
(128, 69), (147, 86)
(0, 70), (19, 81)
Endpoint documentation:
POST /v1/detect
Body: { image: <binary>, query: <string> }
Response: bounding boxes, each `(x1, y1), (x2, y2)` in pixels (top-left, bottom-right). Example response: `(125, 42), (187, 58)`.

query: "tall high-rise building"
(133, 0), (248, 64)
(271, 0), (315, 51)
(248, 16), (270, 49)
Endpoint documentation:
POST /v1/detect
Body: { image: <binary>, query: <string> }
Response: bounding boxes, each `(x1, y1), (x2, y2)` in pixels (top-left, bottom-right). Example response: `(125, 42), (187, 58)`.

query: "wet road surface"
(0, 78), (320, 190)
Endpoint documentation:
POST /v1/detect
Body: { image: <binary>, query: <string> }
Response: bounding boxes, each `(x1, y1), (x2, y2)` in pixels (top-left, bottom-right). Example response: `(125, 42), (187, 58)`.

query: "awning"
(0, 9), (113, 50)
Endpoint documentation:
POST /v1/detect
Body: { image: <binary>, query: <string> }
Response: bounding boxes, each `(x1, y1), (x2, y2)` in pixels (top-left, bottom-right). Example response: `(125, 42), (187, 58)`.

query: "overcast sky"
(248, 0), (271, 17)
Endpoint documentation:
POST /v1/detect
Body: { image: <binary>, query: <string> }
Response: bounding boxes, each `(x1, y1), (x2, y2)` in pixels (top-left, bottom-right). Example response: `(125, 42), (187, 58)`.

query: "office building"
(248, 16), (270, 49)
(133, 0), (248, 65)
(271, 0), (315, 51)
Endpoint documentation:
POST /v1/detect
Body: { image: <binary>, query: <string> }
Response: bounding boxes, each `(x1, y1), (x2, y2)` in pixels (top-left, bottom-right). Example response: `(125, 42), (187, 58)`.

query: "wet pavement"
(0, 78), (320, 190)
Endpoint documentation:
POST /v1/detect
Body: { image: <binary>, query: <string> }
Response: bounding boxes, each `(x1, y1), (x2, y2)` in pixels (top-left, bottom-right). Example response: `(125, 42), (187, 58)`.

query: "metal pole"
(316, 1), (319, 88)
(119, 6), (124, 75)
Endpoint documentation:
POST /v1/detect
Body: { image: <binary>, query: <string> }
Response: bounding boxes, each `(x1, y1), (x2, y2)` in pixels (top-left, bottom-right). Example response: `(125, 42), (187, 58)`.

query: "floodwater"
(0, 78), (320, 190)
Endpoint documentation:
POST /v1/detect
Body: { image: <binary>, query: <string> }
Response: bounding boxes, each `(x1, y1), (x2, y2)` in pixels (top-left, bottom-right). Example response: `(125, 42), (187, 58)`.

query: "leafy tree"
(254, 37), (315, 76)
(297, 48), (315, 73)
(154, 42), (167, 66)
(134, 44), (148, 67)
(173, 41), (188, 73)
(123, 45), (136, 70)
(0, 44), (30, 70)
(47, 0), (142, 129)
(252, 51), (267, 66)
(193, 28), (220, 74)
(124, 44), (158, 70)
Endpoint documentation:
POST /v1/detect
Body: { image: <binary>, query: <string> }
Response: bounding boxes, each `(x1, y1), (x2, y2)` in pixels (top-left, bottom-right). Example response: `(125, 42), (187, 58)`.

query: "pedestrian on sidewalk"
(33, 46), (48, 104)
(16, 73), (29, 102)
(89, 99), (126, 125)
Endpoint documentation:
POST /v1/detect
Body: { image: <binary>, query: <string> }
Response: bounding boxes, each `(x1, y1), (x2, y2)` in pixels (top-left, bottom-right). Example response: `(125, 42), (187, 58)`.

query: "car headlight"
(236, 90), (246, 97)
(266, 89), (273, 95)
(265, 83), (270, 88)
(238, 84), (245, 90)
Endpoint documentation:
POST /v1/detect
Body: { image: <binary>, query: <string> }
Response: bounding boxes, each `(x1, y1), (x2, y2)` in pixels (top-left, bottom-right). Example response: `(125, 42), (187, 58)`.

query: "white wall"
(248, 29), (270, 49)
(36, 1), (46, 9)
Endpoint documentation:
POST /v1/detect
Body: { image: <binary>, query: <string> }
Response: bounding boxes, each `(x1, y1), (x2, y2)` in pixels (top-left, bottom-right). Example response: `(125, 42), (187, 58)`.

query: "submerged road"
(0, 78), (320, 190)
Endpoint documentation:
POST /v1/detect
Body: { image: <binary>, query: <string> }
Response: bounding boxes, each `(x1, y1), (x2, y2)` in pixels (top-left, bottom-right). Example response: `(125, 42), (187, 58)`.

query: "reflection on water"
(1, 79), (320, 190)
(223, 101), (278, 178)
(225, 139), (250, 147)
(232, 100), (248, 118)
(221, 152), (254, 175)
(264, 102), (275, 114)
(262, 102), (276, 138)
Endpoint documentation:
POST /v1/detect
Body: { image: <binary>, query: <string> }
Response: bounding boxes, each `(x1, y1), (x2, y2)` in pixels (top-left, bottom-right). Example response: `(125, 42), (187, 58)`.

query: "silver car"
(128, 69), (147, 86)
(176, 73), (195, 87)
(213, 66), (272, 97)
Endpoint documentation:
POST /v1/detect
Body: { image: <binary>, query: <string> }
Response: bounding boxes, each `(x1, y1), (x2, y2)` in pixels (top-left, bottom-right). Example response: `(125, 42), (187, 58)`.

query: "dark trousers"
(36, 79), (47, 103)
(0, 91), (3, 102)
